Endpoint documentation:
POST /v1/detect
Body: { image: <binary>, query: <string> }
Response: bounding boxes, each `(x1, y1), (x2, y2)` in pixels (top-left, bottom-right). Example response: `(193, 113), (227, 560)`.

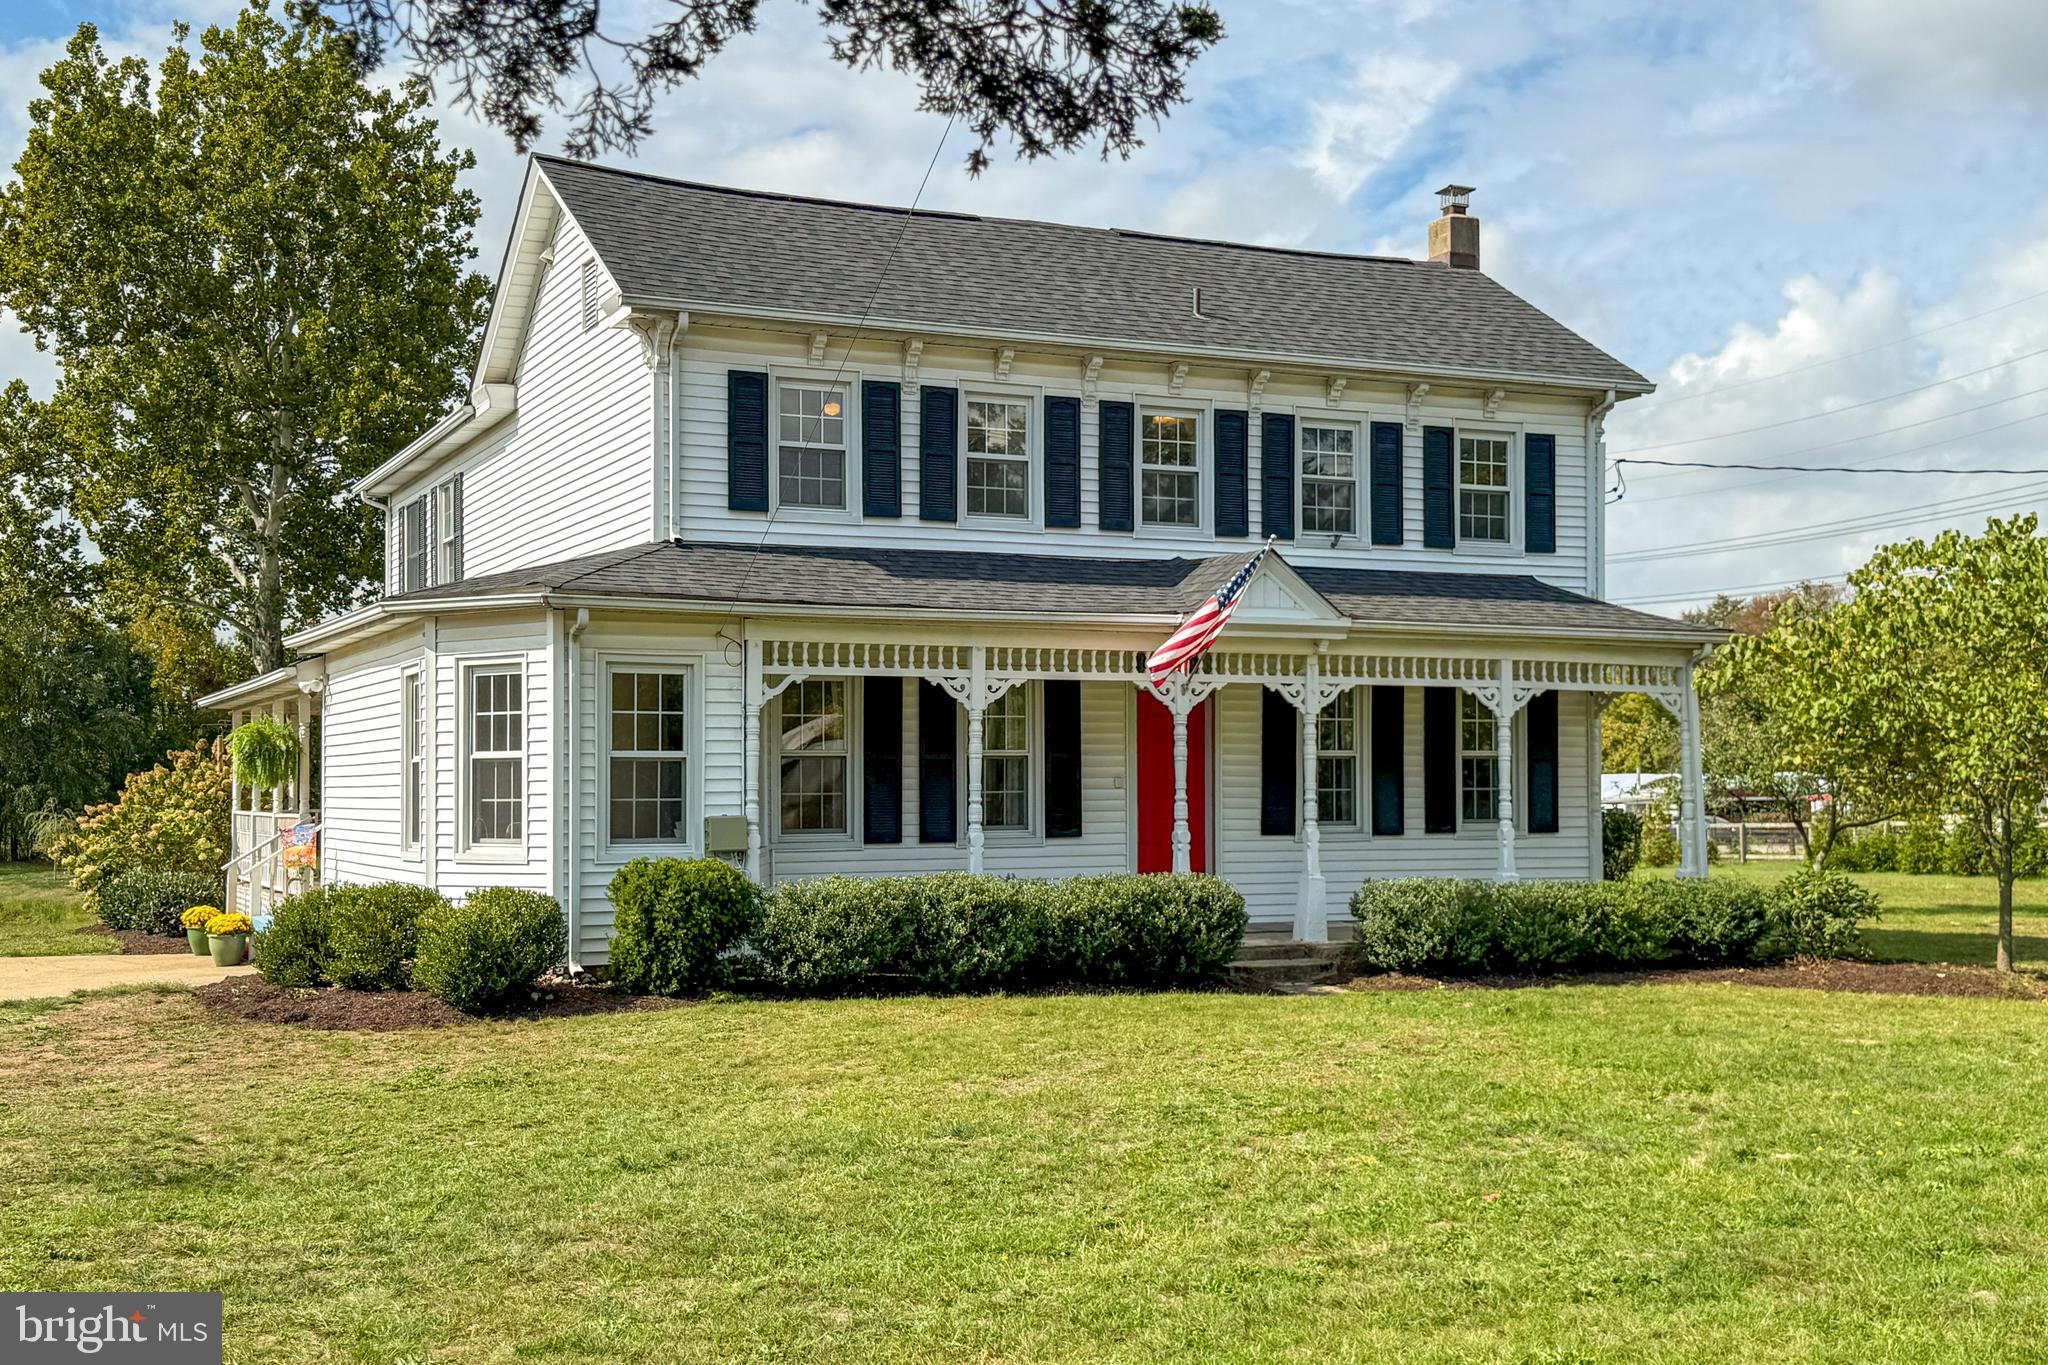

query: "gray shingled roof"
(389, 539), (1704, 640)
(537, 156), (1647, 391)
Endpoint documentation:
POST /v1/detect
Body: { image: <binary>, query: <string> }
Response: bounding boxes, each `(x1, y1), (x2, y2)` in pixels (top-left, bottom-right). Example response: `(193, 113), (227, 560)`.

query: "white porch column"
(1493, 699), (1518, 883)
(1295, 657), (1327, 942)
(1171, 696), (1192, 874)
(966, 647), (988, 874)
(295, 700), (312, 821)
(1677, 656), (1708, 879)
(742, 639), (764, 884)
(227, 709), (243, 915)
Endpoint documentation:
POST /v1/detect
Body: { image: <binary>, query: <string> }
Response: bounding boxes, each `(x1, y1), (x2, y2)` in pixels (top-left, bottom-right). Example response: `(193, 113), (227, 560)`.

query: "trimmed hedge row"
(256, 882), (565, 1012)
(1348, 868), (1878, 975)
(97, 868), (221, 935)
(1829, 821), (2048, 878)
(749, 872), (1247, 994)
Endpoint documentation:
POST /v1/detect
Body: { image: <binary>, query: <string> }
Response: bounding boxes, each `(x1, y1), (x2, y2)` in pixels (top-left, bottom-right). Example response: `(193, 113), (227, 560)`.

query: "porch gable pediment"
(1216, 552), (1346, 628)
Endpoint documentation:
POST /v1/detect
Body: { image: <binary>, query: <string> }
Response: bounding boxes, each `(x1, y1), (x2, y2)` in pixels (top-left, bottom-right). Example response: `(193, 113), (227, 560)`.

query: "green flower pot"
(208, 932), (249, 967)
(187, 927), (209, 956)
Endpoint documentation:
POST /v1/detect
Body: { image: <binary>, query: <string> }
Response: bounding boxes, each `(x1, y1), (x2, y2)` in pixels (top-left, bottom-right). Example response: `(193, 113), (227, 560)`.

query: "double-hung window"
(434, 477), (463, 584)
(778, 679), (848, 833)
(1460, 692), (1500, 823)
(399, 496), (428, 592)
(1140, 410), (1201, 528)
(777, 381), (849, 510)
(1300, 422), (1358, 537)
(401, 669), (426, 852)
(609, 669), (688, 843)
(1457, 433), (1512, 543)
(1317, 688), (1358, 827)
(965, 397), (1030, 519)
(467, 666), (523, 845)
(981, 687), (1031, 830)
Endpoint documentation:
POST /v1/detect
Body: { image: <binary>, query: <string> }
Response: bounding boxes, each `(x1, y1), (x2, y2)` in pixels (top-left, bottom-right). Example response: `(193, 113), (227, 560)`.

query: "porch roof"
(373, 538), (1718, 643)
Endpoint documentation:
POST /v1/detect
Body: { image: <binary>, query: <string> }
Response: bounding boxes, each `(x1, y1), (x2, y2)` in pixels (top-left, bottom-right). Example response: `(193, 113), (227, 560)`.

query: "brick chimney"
(1428, 184), (1479, 269)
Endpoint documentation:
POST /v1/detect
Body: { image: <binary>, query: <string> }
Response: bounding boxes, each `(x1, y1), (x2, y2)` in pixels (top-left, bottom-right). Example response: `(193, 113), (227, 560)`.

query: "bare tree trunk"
(1997, 804), (2016, 973)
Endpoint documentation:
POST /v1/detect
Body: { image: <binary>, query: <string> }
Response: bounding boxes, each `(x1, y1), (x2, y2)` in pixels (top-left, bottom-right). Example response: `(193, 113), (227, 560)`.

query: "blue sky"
(3, 0), (2047, 610)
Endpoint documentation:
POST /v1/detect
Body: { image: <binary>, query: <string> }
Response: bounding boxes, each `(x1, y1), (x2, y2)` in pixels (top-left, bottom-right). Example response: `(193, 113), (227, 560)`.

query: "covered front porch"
(204, 664), (326, 916)
(741, 628), (1712, 941)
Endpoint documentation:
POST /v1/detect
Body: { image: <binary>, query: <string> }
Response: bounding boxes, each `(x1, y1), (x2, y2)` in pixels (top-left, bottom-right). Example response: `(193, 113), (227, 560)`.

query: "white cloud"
(1814, 0), (2048, 101)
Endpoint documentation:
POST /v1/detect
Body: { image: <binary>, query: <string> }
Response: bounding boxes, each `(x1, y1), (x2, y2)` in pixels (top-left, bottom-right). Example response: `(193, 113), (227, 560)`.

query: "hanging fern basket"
(230, 715), (301, 791)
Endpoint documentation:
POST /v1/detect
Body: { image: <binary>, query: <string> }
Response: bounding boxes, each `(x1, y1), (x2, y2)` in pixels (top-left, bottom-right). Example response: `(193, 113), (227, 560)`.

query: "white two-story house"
(203, 160), (1716, 960)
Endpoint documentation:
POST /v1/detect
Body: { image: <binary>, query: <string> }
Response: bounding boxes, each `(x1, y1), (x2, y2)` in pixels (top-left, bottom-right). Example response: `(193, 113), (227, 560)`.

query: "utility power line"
(1631, 286), (2048, 410)
(1617, 457), (2048, 476)
(1607, 343), (2048, 454)
(1608, 481), (2048, 564)
(1614, 571), (1850, 606)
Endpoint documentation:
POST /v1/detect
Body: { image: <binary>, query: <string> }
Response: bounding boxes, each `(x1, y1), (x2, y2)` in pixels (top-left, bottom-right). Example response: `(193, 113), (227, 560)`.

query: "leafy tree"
(0, 8), (489, 672)
(1600, 691), (1678, 774)
(1732, 517), (2048, 970)
(297, 0), (1224, 170)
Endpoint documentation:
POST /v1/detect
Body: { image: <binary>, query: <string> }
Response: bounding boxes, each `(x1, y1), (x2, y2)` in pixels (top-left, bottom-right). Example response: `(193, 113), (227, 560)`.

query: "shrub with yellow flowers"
(205, 911), (254, 937)
(181, 905), (221, 930)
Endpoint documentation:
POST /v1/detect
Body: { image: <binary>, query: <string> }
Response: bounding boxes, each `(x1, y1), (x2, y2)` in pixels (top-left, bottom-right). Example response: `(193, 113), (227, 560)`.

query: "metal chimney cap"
(1435, 184), (1475, 214)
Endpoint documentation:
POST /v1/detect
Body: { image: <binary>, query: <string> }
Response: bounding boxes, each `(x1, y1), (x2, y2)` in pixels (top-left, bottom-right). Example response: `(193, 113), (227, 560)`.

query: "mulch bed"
(192, 975), (687, 1031)
(1339, 958), (2048, 1001)
(76, 924), (195, 956)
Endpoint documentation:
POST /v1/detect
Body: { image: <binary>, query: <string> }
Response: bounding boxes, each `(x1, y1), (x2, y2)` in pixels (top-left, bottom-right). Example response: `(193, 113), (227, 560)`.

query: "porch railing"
(223, 819), (320, 919)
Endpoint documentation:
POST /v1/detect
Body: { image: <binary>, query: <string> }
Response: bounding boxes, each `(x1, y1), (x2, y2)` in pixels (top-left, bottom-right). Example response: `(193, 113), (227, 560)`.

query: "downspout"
(563, 606), (591, 971)
(1586, 387), (1618, 600)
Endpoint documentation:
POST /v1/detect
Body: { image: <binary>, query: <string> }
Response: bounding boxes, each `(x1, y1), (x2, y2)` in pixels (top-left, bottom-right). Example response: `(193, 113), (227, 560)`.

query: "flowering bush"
(181, 904), (220, 930)
(205, 911), (253, 936)
(49, 741), (231, 901)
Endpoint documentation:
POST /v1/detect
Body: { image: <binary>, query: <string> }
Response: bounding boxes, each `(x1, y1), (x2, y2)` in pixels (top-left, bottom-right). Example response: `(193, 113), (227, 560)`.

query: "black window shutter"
(1098, 399), (1134, 531)
(1525, 432), (1557, 554)
(1260, 687), (1297, 836)
(1422, 425), (1455, 549)
(727, 370), (769, 512)
(1045, 396), (1082, 529)
(1423, 686), (1458, 833)
(917, 680), (957, 843)
(1214, 408), (1249, 537)
(1369, 422), (1404, 546)
(1527, 690), (1560, 834)
(1044, 680), (1083, 838)
(1371, 685), (1405, 836)
(920, 385), (958, 522)
(863, 677), (903, 844)
(862, 380), (902, 518)
(1261, 412), (1295, 540)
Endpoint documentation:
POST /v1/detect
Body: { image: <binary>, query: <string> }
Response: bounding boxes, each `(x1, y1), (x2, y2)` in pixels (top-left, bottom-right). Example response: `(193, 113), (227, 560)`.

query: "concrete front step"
(1225, 941), (1349, 987)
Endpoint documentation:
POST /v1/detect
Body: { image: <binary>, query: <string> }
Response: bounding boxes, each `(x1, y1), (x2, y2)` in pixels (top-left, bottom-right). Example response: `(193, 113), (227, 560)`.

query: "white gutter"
(354, 383), (517, 498)
(560, 606), (590, 972)
(630, 298), (1655, 399)
(1587, 387), (1619, 599)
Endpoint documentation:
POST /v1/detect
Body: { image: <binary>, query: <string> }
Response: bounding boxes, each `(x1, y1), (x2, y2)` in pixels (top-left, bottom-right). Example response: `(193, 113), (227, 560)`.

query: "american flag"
(1147, 540), (1273, 684)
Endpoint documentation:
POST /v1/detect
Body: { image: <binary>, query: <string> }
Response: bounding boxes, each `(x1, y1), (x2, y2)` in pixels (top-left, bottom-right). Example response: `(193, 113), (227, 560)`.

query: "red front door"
(1135, 693), (1210, 874)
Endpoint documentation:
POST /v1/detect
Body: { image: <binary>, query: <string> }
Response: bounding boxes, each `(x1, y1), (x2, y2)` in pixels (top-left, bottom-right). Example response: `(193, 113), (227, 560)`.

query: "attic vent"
(1190, 285), (1207, 319)
(580, 258), (602, 331)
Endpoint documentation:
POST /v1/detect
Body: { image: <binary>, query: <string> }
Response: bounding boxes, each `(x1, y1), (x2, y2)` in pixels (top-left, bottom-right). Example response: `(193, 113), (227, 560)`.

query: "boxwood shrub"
(324, 884), (446, 990)
(255, 886), (331, 987)
(607, 857), (763, 996)
(97, 868), (221, 935)
(413, 888), (568, 1013)
(1347, 872), (1880, 976)
(749, 872), (1246, 994)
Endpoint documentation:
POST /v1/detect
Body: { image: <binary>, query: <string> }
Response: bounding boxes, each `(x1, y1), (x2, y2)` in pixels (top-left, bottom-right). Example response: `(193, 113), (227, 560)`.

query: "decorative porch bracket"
(921, 647), (1021, 875)
(1143, 671), (1227, 876)
(742, 638), (811, 883)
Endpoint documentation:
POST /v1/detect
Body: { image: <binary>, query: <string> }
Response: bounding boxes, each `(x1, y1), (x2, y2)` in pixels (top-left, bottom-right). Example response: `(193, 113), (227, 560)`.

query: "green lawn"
(5, 982), (2048, 1361)
(1688, 862), (2048, 971)
(0, 861), (110, 956)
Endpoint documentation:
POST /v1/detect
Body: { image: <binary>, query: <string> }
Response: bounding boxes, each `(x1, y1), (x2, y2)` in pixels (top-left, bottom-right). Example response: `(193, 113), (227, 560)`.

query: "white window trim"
(769, 675), (862, 846)
(599, 655), (704, 855)
(768, 366), (862, 524)
(1314, 685), (1366, 835)
(1295, 408), (1365, 545)
(957, 384), (1045, 531)
(957, 680), (1045, 844)
(400, 665), (426, 859)
(1135, 399), (1212, 536)
(458, 657), (529, 860)
(1451, 422), (1524, 556)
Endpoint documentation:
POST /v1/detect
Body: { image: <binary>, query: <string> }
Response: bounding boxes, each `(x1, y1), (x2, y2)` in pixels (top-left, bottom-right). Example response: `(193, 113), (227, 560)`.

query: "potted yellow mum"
(205, 910), (254, 966)
(181, 905), (219, 956)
